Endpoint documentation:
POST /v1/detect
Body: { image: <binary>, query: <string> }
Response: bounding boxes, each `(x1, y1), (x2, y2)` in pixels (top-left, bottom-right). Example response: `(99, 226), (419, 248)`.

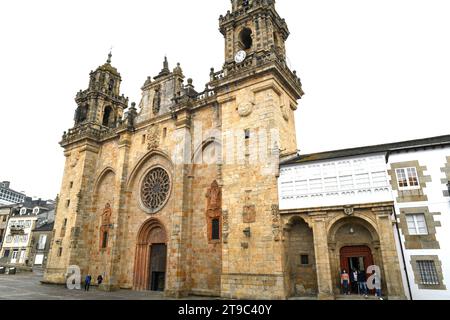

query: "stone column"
(311, 214), (334, 300)
(68, 143), (100, 275)
(374, 207), (406, 299)
(100, 132), (132, 291)
(165, 110), (191, 298)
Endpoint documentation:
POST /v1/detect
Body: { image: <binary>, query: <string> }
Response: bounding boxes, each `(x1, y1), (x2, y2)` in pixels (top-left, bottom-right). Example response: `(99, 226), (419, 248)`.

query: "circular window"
(140, 167), (171, 214)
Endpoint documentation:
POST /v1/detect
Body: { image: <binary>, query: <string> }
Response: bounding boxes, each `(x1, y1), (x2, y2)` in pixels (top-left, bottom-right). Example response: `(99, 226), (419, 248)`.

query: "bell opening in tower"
(239, 28), (253, 50)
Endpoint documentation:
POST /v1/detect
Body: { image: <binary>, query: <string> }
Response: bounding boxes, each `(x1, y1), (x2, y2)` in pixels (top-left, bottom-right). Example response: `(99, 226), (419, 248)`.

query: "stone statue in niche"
(206, 180), (221, 218)
(152, 86), (162, 115)
(99, 203), (112, 250)
(101, 203), (112, 226)
(146, 124), (161, 151)
(206, 180), (222, 242)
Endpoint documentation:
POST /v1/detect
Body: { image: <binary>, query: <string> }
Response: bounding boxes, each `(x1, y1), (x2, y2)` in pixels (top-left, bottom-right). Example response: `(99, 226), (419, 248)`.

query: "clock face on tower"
(234, 50), (247, 64)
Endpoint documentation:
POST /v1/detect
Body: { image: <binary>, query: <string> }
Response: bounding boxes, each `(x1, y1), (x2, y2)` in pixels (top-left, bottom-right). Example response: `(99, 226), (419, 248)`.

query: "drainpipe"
(393, 207), (413, 300)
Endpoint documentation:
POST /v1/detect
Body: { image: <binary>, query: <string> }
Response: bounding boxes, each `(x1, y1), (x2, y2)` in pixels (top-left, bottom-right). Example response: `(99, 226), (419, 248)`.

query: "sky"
(0, 0), (449, 200)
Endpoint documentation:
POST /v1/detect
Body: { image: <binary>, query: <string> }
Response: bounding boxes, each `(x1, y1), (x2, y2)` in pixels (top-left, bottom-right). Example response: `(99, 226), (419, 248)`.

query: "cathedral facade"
(44, 0), (302, 299)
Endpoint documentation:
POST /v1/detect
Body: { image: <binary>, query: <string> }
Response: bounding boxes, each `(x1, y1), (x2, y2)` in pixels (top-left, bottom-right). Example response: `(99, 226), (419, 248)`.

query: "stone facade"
(44, 0), (305, 299)
(280, 203), (406, 300)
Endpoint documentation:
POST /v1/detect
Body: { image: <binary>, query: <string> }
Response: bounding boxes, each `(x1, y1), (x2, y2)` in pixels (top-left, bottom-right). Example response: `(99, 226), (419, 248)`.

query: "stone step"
(335, 295), (385, 301)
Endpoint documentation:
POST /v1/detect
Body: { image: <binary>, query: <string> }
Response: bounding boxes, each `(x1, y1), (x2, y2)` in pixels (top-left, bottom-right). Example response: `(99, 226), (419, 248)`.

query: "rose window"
(141, 167), (171, 213)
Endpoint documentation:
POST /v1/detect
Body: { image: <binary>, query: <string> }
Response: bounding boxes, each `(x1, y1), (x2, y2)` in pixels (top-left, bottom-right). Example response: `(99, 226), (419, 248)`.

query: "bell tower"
(211, 0), (304, 299)
(220, 0), (289, 66)
(74, 53), (128, 128)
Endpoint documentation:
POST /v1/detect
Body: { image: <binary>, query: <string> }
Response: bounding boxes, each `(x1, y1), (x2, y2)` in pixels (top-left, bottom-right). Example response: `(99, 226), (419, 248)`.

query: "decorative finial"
(163, 56), (169, 70)
(107, 46), (113, 64)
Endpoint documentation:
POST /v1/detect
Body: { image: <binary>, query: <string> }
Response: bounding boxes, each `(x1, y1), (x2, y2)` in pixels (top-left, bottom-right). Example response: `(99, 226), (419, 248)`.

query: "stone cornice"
(280, 201), (395, 216)
(210, 54), (303, 100)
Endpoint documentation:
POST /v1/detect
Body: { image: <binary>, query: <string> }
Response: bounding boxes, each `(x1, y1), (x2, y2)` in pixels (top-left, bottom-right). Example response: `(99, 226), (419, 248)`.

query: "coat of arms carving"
(344, 206), (354, 216)
(146, 124), (161, 151)
(243, 205), (256, 223)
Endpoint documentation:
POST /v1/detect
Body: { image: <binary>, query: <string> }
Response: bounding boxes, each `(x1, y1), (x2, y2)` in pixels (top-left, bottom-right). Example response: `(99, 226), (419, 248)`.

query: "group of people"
(340, 269), (383, 300)
(84, 274), (104, 291)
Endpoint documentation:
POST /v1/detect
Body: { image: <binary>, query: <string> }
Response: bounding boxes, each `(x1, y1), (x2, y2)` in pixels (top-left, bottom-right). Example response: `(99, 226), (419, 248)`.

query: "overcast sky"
(0, 0), (449, 200)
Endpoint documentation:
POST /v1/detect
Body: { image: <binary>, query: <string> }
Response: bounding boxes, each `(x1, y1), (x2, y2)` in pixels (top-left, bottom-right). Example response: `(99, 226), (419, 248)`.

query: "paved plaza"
(0, 270), (211, 300)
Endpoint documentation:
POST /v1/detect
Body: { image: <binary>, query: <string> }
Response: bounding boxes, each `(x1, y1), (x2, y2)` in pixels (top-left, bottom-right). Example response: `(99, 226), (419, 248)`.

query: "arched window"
(108, 79), (115, 92)
(102, 106), (113, 127)
(80, 105), (89, 123)
(211, 218), (220, 241)
(101, 231), (109, 249)
(239, 28), (253, 50)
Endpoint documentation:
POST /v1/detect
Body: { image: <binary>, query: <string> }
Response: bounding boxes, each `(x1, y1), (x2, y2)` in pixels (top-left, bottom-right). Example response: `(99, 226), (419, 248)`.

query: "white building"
(0, 199), (55, 267)
(387, 137), (450, 300)
(0, 205), (13, 250)
(0, 181), (26, 206)
(279, 135), (450, 300)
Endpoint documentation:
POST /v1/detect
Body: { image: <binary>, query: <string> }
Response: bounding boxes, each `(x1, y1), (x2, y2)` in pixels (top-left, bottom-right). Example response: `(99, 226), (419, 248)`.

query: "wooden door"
(149, 244), (167, 291)
(340, 246), (374, 275)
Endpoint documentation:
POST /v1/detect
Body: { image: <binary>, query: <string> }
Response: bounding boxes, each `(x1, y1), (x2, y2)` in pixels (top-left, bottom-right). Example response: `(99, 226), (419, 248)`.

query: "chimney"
(2, 181), (10, 189)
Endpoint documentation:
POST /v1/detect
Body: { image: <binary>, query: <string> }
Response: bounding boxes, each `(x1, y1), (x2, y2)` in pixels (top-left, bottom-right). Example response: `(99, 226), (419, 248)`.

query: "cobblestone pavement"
(0, 271), (214, 300)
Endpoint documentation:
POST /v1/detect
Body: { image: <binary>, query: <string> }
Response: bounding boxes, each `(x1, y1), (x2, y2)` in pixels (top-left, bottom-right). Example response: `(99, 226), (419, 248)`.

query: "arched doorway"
(285, 217), (318, 297)
(133, 218), (168, 291)
(340, 246), (374, 276)
(328, 217), (383, 295)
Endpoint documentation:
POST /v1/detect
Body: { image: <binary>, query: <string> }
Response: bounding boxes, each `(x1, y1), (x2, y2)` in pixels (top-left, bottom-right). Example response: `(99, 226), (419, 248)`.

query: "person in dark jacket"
(351, 269), (359, 294)
(84, 275), (92, 291)
(97, 275), (103, 286)
(357, 270), (368, 297)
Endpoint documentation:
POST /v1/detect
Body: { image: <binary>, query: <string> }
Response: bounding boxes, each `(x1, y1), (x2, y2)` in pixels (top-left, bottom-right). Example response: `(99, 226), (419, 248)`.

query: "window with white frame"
(406, 214), (428, 235)
(38, 234), (47, 250)
(396, 167), (420, 189)
(279, 156), (390, 198)
(417, 261), (440, 285)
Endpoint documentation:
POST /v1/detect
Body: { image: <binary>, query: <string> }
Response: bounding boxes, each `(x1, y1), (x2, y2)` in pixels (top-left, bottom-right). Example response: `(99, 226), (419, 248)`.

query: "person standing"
(358, 270), (368, 297)
(341, 270), (350, 295)
(97, 275), (103, 286)
(372, 270), (383, 300)
(84, 275), (92, 292)
(352, 269), (359, 294)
